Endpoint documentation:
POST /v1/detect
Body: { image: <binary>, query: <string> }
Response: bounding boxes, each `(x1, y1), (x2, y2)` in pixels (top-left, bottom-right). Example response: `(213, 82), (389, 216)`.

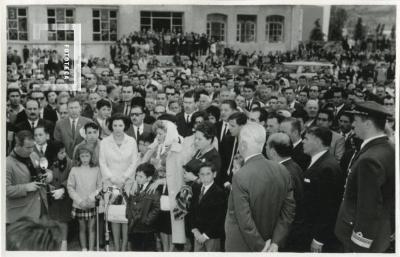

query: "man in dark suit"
(331, 87), (350, 132)
(33, 125), (58, 167)
(335, 102), (395, 253)
(15, 99), (55, 136)
(279, 117), (311, 171)
(176, 90), (198, 137)
(112, 84), (135, 116)
(283, 87), (303, 114)
(126, 105), (153, 141)
(190, 162), (225, 252)
(16, 91), (58, 125)
(53, 98), (93, 158)
(301, 126), (344, 252)
(225, 123), (295, 252)
(215, 100), (237, 189)
(265, 133), (305, 252)
(242, 82), (260, 111)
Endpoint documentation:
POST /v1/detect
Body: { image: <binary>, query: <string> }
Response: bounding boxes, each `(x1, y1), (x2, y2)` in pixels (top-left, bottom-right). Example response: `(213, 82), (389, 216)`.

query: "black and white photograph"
(2, 1), (397, 254)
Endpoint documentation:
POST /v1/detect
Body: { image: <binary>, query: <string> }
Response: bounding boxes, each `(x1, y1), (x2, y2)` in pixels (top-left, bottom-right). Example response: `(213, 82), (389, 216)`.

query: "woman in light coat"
(145, 120), (186, 251)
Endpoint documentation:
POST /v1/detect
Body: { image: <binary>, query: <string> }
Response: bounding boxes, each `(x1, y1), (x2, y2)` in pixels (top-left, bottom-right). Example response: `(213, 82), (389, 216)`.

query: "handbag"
(160, 184), (170, 211)
(107, 197), (128, 223)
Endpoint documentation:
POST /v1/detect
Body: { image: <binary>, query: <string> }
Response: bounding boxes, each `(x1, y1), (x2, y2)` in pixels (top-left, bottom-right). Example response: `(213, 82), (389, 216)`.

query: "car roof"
(282, 61), (333, 67)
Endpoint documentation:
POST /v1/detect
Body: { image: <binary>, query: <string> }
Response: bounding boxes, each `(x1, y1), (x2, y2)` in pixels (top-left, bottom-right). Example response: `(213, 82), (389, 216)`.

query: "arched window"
(266, 15), (284, 43)
(237, 15), (257, 42)
(207, 14), (227, 42)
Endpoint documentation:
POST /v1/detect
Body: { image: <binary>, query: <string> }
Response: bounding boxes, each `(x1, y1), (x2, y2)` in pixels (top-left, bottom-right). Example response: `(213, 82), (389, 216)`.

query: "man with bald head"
(266, 133), (305, 251)
(225, 123), (295, 252)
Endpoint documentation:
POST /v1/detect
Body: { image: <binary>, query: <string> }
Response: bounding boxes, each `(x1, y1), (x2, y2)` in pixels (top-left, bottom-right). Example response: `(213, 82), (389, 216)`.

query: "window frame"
(206, 14), (227, 42)
(236, 15), (257, 43)
(140, 11), (184, 33)
(265, 15), (284, 43)
(92, 8), (118, 42)
(7, 7), (28, 41)
(47, 7), (75, 41)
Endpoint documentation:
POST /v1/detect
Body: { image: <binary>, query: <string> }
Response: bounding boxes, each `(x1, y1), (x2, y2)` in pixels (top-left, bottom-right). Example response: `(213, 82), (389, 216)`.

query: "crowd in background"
(5, 29), (396, 253)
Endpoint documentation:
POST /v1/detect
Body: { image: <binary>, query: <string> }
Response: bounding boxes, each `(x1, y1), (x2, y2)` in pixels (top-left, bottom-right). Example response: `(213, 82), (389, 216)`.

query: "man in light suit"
(6, 130), (53, 224)
(225, 123), (295, 252)
(316, 109), (345, 161)
(53, 98), (92, 158)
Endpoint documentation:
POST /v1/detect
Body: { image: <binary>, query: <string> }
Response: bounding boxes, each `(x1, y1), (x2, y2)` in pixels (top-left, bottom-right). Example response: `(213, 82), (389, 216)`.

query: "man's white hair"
(239, 122), (266, 151)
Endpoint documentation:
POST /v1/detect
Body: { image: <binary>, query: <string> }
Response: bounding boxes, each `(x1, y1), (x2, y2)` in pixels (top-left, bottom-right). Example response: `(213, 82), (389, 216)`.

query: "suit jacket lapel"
(306, 151), (329, 176)
(199, 183), (215, 204)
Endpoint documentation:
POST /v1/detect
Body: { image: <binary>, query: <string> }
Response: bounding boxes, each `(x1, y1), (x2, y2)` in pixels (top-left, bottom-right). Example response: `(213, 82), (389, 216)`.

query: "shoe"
(82, 248), (88, 251)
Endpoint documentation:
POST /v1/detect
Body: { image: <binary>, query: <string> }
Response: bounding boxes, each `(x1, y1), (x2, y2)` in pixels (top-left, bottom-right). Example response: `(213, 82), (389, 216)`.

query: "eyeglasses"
(317, 118), (328, 121)
(166, 93), (174, 96)
(130, 112), (143, 116)
(384, 103), (394, 106)
(86, 77), (94, 80)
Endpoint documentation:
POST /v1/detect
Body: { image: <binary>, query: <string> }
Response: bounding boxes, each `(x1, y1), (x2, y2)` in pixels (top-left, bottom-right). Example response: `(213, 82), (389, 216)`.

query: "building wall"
(7, 5), (327, 59)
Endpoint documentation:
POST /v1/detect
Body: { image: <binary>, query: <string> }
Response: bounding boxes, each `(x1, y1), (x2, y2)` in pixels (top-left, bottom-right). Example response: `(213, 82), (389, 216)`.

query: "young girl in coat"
(67, 145), (102, 251)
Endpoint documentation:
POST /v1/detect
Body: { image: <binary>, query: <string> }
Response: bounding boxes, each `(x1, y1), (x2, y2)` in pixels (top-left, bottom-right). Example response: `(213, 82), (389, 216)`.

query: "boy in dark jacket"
(126, 163), (160, 251)
(190, 162), (225, 252)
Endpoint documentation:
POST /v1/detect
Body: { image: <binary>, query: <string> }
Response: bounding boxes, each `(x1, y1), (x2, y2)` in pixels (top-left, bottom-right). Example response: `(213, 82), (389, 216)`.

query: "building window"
(47, 8), (75, 41)
(207, 14), (227, 42)
(237, 15), (256, 42)
(7, 7), (28, 40)
(140, 11), (183, 33)
(266, 15), (284, 43)
(93, 9), (118, 41)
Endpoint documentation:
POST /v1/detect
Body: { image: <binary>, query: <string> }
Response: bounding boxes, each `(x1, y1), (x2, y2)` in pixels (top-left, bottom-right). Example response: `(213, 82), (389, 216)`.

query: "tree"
(328, 6), (348, 41)
(390, 24), (395, 40)
(310, 19), (324, 41)
(354, 17), (365, 41)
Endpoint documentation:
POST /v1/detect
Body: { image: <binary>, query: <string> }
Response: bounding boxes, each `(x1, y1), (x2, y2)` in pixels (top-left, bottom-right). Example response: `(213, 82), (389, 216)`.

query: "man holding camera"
(6, 130), (53, 224)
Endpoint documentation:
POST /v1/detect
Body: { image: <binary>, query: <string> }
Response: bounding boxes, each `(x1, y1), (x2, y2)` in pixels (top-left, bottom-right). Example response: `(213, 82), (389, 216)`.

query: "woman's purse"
(107, 194), (128, 223)
(160, 184), (170, 211)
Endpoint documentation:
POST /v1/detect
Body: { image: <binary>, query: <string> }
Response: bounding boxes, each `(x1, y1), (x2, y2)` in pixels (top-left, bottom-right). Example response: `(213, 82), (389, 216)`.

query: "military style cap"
(346, 101), (392, 119)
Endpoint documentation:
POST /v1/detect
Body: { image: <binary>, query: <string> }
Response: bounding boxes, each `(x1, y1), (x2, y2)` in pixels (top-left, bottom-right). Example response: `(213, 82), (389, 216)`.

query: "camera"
(32, 157), (48, 185)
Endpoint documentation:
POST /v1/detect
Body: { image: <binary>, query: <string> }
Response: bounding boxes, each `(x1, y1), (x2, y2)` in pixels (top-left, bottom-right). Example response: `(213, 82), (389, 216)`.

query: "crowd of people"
(6, 27), (396, 253)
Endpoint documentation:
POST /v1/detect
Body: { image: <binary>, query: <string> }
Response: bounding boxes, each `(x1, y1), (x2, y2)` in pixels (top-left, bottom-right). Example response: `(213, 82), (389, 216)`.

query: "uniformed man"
(334, 101), (395, 252)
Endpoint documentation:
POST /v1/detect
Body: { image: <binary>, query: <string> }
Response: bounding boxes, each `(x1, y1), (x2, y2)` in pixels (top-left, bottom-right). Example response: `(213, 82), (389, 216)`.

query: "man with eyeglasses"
(309, 85), (320, 102)
(383, 96), (395, 115)
(176, 90), (198, 137)
(126, 105), (153, 142)
(85, 73), (98, 93)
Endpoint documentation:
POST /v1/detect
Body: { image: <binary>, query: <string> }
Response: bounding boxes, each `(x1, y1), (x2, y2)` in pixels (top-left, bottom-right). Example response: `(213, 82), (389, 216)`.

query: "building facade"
(7, 5), (330, 58)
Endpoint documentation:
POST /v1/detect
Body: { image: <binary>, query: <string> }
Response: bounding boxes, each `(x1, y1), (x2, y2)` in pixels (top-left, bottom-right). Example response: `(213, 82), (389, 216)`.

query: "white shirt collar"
(140, 182), (149, 192)
(29, 119), (39, 127)
(360, 134), (386, 150)
(133, 123), (144, 132)
(279, 157), (291, 164)
(202, 182), (214, 195)
(335, 103), (345, 112)
(36, 143), (47, 152)
(293, 139), (302, 148)
(308, 149), (328, 169)
(244, 153), (261, 163)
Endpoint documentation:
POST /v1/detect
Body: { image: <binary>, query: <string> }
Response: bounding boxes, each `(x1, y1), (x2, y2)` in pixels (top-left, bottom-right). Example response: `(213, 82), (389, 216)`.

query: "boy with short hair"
(126, 163), (161, 251)
(190, 162), (225, 252)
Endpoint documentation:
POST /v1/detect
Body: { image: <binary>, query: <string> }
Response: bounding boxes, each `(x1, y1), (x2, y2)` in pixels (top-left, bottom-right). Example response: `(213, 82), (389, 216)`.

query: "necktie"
(227, 138), (239, 175)
(139, 184), (144, 193)
(31, 121), (35, 130)
(199, 186), (205, 203)
(186, 114), (190, 124)
(71, 119), (76, 138)
(124, 103), (130, 116)
(135, 126), (139, 139)
(221, 123), (228, 141)
(40, 145), (44, 155)
(334, 107), (338, 116)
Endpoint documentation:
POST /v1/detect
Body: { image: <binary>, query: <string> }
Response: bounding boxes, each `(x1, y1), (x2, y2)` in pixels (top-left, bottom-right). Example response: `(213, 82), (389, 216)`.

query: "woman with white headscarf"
(144, 119), (186, 251)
